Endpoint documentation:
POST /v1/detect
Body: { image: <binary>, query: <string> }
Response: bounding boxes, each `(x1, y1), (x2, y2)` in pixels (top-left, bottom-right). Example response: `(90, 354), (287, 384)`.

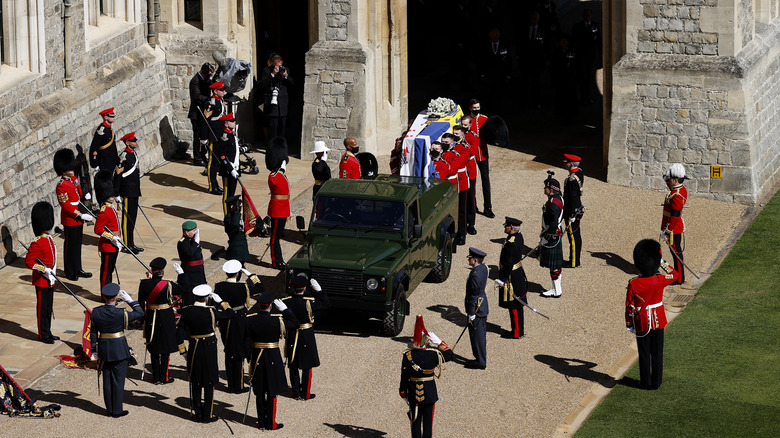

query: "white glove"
(84, 192), (92, 200)
(173, 263), (184, 275)
(427, 331), (442, 346)
(43, 267), (56, 281)
(310, 279), (322, 292)
(90, 352), (98, 361)
(495, 279), (505, 287)
(81, 213), (94, 222)
(118, 290), (132, 303)
(194, 229), (200, 244)
(280, 160), (287, 171)
(468, 314), (476, 322)
(626, 326), (636, 334)
(231, 169), (240, 179)
(273, 299), (287, 311)
(210, 293), (223, 304)
(569, 216), (576, 224)
(112, 236), (123, 248)
(241, 268), (253, 277)
(401, 396), (409, 405)
(115, 196), (122, 203)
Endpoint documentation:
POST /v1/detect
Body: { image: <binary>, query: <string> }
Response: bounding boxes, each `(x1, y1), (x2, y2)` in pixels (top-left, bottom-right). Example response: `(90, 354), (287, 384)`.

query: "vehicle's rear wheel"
(428, 233), (453, 283)
(382, 285), (407, 336)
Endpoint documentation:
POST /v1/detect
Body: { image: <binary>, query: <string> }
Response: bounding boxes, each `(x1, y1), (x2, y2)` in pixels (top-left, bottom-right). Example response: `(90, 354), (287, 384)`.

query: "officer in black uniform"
(213, 260), (264, 393)
(137, 257), (184, 384)
(189, 62), (214, 166)
(245, 293), (299, 431)
(90, 283), (144, 417)
(217, 112), (240, 215)
(562, 154), (584, 268)
(284, 275), (330, 400)
(310, 141), (331, 199)
(224, 195), (250, 264)
(177, 220), (206, 298)
(202, 81), (227, 195)
(118, 132), (143, 253)
(89, 108), (121, 196)
(176, 284), (235, 423)
(465, 247), (489, 369)
(399, 316), (454, 438)
(495, 217), (528, 339)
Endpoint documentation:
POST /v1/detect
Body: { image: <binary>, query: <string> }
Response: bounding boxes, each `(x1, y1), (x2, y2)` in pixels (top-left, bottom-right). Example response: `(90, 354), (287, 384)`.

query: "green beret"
(182, 220), (197, 231)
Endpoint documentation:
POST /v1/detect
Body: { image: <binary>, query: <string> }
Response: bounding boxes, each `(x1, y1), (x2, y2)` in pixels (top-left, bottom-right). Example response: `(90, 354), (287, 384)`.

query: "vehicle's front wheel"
(382, 285), (407, 336)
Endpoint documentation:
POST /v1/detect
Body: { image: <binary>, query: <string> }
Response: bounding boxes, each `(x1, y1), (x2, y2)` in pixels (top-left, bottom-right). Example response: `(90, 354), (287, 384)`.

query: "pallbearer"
(495, 217), (528, 339)
(25, 202), (59, 344)
(54, 148), (93, 281)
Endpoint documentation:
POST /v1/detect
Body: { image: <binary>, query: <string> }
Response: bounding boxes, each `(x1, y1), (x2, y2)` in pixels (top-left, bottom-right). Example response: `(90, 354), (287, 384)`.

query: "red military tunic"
(56, 176), (86, 227)
(454, 140), (477, 180)
(625, 265), (680, 334)
(432, 158), (453, 181)
(25, 234), (56, 287)
(94, 202), (120, 253)
(442, 149), (469, 192)
(268, 170), (290, 218)
(468, 114), (489, 161)
(339, 151), (361, 179)
(661, 184), (687, 235)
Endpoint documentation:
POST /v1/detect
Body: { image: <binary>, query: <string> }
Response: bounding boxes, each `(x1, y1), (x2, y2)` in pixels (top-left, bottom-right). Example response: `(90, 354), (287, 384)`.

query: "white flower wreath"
(427, 97), (457, 115)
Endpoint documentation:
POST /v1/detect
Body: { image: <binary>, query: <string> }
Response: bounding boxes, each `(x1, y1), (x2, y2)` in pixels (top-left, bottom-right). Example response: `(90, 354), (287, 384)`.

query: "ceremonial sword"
(102, 226), (151, 273)
(452, 296), (483, 352)
(512, 294), (550, 320)
(663, 239), (701, 280)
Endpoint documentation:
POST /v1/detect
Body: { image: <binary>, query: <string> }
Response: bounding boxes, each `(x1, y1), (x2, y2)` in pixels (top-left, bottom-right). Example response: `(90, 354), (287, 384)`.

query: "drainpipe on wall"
(147, 0), (159, 47)
(63, 0), (73, 87)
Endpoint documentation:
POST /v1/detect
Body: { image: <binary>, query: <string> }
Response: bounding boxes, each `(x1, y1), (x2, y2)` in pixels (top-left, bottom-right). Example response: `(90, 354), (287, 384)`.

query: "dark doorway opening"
(254, 0), (310, 157)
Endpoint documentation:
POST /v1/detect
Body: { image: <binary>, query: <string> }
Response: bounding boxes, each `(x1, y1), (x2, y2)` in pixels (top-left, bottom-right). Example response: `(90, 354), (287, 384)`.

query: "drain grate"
(63, 330), (78, 334)
(666, 293), (696, 304)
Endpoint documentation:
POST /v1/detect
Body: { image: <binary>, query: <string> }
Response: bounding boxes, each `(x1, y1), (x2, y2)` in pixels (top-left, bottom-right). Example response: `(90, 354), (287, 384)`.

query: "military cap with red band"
(99, 108), (115, 116)
(120, 132), (137, 142)
(219, 113), (235, 122)
(209, 81), (225, 90)
(563, 154), (581, 162)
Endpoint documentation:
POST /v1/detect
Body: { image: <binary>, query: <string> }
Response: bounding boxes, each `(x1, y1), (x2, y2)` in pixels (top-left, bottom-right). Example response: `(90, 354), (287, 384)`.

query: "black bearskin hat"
(356, 152), (378, 178)
(94, 170), (115, 204)
(31, 201), (54, 235)
(481, 115), (509, 147)
(265, 136), (289, 171)
(53, 148), (76, 175)
(633, 239), (662, 277)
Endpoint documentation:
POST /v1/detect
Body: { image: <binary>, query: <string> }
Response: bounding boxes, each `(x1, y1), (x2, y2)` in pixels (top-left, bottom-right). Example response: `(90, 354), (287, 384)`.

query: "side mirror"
(413, 224), (422, 239)
(296, 215), (306, 230)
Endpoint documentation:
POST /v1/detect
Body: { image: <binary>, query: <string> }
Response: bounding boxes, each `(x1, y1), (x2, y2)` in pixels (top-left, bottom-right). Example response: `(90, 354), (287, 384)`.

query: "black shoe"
(273, 423), (284, 430)
(194, 159), (205, 167)
(304, 393), (316, 400)
(51, 335), (60, 341)
(111, 410), (129, 418)
(464, 361), (486, 370)
(77, 270), (93, 278)
(467, 226), (477, 235)
(203, 416), (219, 423)
(483, 208), (495, 218)
(130, 245), (144, 253)
(160, 377), (175, 385)
(456, 237), (466, 246)
(233, 387), (249, 394)
(66, 273), (79, 281)
(41, 338), (55, 344)
(273, 262), (287, 270)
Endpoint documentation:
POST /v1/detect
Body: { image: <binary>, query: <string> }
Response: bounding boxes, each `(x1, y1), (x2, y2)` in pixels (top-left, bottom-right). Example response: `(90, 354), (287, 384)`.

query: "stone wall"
(637, 0), (719, 55)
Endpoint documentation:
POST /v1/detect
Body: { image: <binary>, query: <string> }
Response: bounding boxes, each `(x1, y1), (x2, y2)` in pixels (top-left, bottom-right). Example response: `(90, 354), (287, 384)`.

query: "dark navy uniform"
(177, 300), (234, 422)
(497, 231), (527, 338)
(89, 121), (120, 195)
(91, 294), (144, 416)
(177, 235), (206, 291)
(202, 93), (226, 193)
(138, 276), (183, 383)
(118, 144), (141, 249)
(399, 347), (449, 438)
(245, 307), (299, 430)
(189, 67), (212, 163)
(218, 126), (240, 215)
(283, 288), (330, 399)
(212, 276), (259, 392)
(563, 166), (584, 267)
(465, 255), (489, 368)
(311, 157), (331, 199)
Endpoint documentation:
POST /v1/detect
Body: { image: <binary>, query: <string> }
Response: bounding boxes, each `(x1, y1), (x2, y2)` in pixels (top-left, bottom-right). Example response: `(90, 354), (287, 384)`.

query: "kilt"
(540, 238), (563, 269)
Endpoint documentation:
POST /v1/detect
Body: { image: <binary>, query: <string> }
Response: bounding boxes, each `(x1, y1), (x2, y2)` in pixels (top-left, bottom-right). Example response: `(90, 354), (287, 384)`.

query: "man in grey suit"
(465, 247), (489, 369)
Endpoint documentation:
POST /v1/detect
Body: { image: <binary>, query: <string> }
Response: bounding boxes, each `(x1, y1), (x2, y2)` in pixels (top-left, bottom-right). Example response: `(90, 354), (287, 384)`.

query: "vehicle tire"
(428, 233), (453, 283)
(382, 285), (407, 336)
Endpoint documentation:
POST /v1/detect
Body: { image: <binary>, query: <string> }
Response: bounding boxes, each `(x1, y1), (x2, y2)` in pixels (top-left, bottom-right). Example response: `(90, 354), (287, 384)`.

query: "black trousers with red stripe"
(63, 224), (84, 277)
(121, 197), (138, 248)
(476, 159), (492, 210)
(99, 251), (118, 289)
(467, 179), (477, 228)
(35, 285), (54, 340)
(410, 402), (435, 438)
(270, 217), (286, 268)
(289, 366), (312, 399)
(151, 353), (170, 383)
(672, 233), (685, 284)
(508, 303), (525, 338)
(636, 328), (664, 389)
(254, 368), (280, 429)
(221, 175), (238, 216)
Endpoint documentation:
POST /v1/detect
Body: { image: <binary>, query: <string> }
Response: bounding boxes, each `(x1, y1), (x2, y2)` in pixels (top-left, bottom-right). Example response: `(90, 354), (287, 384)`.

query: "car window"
(313, 196), (404, 231)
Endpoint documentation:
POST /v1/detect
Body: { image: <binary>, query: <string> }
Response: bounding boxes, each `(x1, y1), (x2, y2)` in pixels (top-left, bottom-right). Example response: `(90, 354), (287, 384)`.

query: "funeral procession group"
(4, 69), (690, 437)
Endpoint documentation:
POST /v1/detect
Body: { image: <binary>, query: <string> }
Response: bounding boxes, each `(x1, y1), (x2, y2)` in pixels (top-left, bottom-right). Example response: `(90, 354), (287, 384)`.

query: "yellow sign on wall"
(710, 166), (722, 179)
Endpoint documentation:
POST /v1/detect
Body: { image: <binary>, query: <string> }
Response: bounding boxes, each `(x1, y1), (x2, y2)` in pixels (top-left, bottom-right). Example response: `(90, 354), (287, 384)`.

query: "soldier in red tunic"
(625, 239), (680, 389)
(339, 137), (362, 179)
(661, 163), (688, 285)
(54, 148), (94, 281)
(453, 125), (477, 235)
(466, 99), (494, 218)
(94, 171), (123, 289)
(266, 137), (290, 270)
(429, 142), (452, 180)
(25, 202), (59, 344)
(441, 133), (470, 245)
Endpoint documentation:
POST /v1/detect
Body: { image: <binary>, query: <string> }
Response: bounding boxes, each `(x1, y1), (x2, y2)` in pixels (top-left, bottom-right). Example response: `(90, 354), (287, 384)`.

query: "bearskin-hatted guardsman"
(138, 257), (184, 385)
(54, 148), (94, 281)
(25, 201), (58, 344)
(540, 175), (565, 298)
(118, 132), (143, 254)
(310, 141), (331, 199)
(94, 170), (123, 289)
(339, 137), (361, 179)
(202, 81), (227, 195)
(177, 220), (206, 298)
(626, 239), (680, 390)
(217, 112), (240, 215)
(177, 284), (235, 423)
(661, 163), (688, 285)
(495, 217), (528, 339)
(284, 275), (330, 401)
(90, 283), (144, 417)
(563, 154), (584, 268)
(399, 315), (454, 438)
(212, 260), (265, 393)
(245, 293), (300, 431)
(89, 108), (120, 195)
(266, 137), (290, 270)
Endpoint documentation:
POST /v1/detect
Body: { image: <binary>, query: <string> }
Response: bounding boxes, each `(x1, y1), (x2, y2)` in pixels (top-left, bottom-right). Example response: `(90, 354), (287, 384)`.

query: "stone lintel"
(615, 53), (744, 77)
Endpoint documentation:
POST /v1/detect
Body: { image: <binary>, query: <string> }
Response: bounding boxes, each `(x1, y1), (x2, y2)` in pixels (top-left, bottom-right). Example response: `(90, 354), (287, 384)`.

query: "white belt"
(469, 156), (476, 161)
(70, 201), (79, 206)
(457, 168), (467, 173)
(447, 175), (457, 180)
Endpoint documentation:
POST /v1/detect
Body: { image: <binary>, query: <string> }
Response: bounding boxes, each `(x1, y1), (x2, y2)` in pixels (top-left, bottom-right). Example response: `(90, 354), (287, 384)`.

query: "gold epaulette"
(507, 236), (515, 243)
(179, 237), (185, 242)
(281, 297), (291, 301)
(303, 297), (315, 301)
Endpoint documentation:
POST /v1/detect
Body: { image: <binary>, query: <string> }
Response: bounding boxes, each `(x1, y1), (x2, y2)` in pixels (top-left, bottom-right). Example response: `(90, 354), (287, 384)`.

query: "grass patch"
(576, 192), (780, 437)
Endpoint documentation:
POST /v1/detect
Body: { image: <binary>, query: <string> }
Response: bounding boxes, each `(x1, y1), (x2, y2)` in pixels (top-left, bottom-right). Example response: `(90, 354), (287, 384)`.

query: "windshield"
(313, 196), (405, 231)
